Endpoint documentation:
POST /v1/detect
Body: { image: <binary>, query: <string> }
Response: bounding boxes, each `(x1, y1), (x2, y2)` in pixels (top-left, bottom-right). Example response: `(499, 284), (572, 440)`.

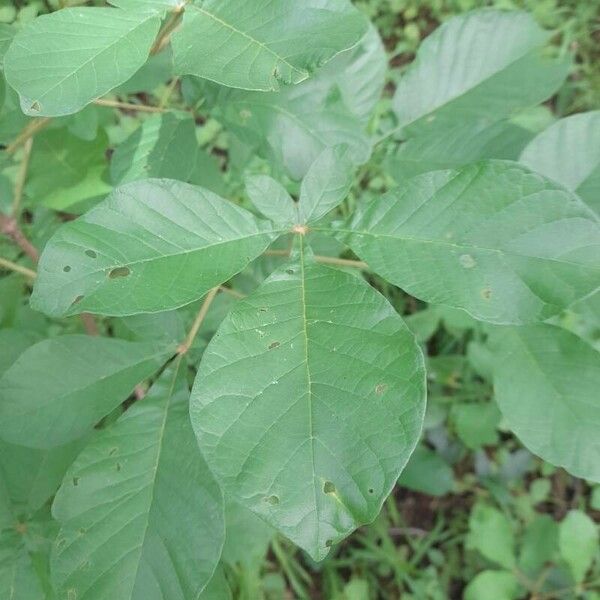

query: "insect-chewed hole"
(72, 477), (79, 487)
(115, 463), (122, 472)
(108, 266), (131, 279)
(268, 341), (280, 350)
(481, 287), (492, 300)
(286, 269), (294, 275)
(63, 266), (72, 273)
(85, 249), (97, 259)
(265, 495), (279, 505)
(368, 488), (374, 494)
(325, 539), (333, 547)
(109, 447), (118, 456)
(323, 481), (336, 494)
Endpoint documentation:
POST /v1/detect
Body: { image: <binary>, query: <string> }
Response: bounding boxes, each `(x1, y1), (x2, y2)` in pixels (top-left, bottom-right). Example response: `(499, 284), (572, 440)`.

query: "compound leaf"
(335, 160), (600, 324)
(4, 7), (161, 117)
(51, 361), (225, 600)
(172, 0), (367, 91)
(31, 179), (278, 317)
(190, 242), (426, 561)
(0, 335), (171, 448)
(298, 146), (354, 224)
(393, 9), (570, 134)
(491, 324), (600, 482)
(520, 111), (600, 214)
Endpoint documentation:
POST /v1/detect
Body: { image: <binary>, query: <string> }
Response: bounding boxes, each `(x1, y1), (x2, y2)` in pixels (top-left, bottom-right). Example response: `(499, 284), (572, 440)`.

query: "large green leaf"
(393, 9), (570, 134)
(520, 111), (600, 214)
(4, 7), (161, 117)
(190, 243), (426, 560)
(31, 179), (277, 317)
(110, 113), (198, 185)
(491, 324), (600, 482)
(51, 361), (225, 600)
(172, 0), (367, 91)
(0, 335), (171, 448)
(334, 161), (600, 324)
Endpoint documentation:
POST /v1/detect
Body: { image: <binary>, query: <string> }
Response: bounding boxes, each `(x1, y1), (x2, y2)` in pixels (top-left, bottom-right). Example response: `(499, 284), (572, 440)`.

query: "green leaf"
(393, 9), (570, 134)
(26, 127), (110, 210)
(519, 515), (558, 574)
(452, 402), (501, 450)
(110, 113), (198, 185)
(31, 179), (277, 317)
(298, 146), (354, 224)
(335, 160), (600, 324)
(4, 7), (161, 116)
(190, 243), (426, 560)
(172, 0), (367, 91)
(558, 510), (598, 583)
(467, 503), (516, 569)
(386, 119), (533, 182)
(464, 570), (520, 600)
(491, 324), (600, 482)
(520, 111), (600, 214)
(245, 175), (298, 227)
(51, 361), (225, 600)
(0, 335), (171, 448)
(397, 445), (454, 496)
(0, 438), (89, 511)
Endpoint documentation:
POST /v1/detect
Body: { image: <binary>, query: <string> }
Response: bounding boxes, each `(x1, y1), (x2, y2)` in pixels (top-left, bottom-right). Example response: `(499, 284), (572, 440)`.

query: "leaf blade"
(4, 7), (161, 117)
(190, 242), (426, 560)
(31, 179), (278, 317)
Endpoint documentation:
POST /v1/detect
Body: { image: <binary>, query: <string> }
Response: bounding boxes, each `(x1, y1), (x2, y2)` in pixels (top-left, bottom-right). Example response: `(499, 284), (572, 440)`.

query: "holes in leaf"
(481, 287), (492, 300)
(265, 495), (279, 505)
(368, 488), (374, 495)
(78, 528), (86, 535)
(30, 101), (41, 113)
(325, 539), (333, 547)
(286, 269), (294, 275)
(115, 463), (122, 472)
(85, 249), (97, 259)
(268, 341), (280, 350)
(108, 266), (131, 279)
(323, 481), (336, 495)
(109, 447), (118, 456)
(72, 477), (79, 487)
(63, 266), (71, 272)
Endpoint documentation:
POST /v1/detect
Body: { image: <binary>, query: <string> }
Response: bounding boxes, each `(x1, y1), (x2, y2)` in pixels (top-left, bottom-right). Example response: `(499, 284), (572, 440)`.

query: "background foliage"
(0, 0), (599, 599)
